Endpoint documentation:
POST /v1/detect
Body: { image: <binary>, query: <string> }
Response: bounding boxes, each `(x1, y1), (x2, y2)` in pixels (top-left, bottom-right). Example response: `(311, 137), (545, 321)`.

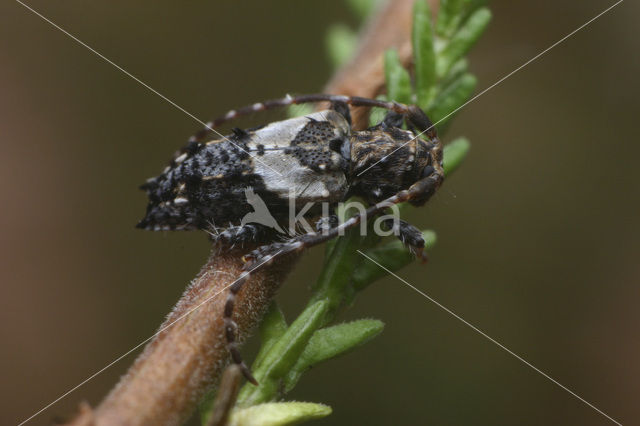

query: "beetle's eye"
(328, 137), (351, 161)
(422, 165), (435, 178)
(328, 138), (343, 152)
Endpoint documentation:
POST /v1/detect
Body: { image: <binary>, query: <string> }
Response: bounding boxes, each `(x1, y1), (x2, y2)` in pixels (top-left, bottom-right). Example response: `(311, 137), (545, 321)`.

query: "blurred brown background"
(1, 1), (638, 425)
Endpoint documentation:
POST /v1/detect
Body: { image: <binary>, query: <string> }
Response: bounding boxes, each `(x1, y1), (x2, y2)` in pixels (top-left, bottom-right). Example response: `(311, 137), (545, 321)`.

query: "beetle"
(138, 94), (444, 383)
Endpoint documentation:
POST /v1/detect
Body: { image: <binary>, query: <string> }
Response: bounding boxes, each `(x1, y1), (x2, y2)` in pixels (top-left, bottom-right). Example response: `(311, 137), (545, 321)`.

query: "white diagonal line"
(14, 0), (283, 176)
(357, 250), (622, 425)
(17, 251), (282, 426)
(357, 0), (624, 177)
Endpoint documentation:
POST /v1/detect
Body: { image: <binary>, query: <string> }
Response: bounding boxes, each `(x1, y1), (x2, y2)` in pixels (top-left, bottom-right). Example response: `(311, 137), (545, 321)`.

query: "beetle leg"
(223, 239), (306, 386)
(406, 104), (438, 141)
(213, 223), (274, 247)
(381, 110), (405, 128)
(381, 217), (428, 262)
(315, 214), (340, 234)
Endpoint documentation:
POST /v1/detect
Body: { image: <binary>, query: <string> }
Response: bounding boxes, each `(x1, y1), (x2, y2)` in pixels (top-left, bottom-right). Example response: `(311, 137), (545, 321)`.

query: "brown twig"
(63, 1), (436, 425)
(66, 248), (296, 426)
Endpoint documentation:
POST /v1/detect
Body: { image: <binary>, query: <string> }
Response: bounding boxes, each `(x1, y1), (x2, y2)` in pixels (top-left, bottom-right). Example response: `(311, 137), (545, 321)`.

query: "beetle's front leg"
(381, 217), (428, 262)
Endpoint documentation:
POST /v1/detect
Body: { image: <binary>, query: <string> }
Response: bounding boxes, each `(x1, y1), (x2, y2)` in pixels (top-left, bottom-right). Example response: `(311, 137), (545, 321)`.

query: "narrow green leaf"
(237, 300), (329, 407)
(412, 0), (436, 109)
(229, 402), (331, 426)
(437, 0), (488, 39)
(438, 58), (468, 89)
(252, 302), (288, 370)
(437, 7), (491, 78)
(436, 0), (465, 38)
(443, 137), (471, 176)
(352, 231), (437, 291)
(384, 49), (412, 104)
(284, 319), (385, 391)
(325, 24), (358, 69)
(429, 73), (477, 128)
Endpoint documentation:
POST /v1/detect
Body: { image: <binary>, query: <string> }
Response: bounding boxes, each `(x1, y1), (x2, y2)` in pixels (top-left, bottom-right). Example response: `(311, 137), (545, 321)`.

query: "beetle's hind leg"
(223, 238), (308, 385)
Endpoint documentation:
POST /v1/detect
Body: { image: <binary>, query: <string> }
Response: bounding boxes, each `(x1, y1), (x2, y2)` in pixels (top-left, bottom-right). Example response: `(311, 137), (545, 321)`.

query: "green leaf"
(237, 300), (329, 407)
(438, 58), (468, 89)
(412, 0), (437, 109)
(429, 72), (477, 128)
(325, 24), (358, 69)
(443, 137), (471, 176)
(437, 0), (488, 39)
(384, 49), (412, 104)
(284, 319), (385, 391)
(229, 402), (332, 426)
(436, 0), (465, 38)
(352, 231), (437, 291)
(437, 7), (491, 78)
(252, 302), (288, 370)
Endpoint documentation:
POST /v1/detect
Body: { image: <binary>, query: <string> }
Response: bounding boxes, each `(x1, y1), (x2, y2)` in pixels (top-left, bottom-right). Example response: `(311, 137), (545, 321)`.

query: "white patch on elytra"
(174, 197), (189, 205)
(247, 111), (350, 204)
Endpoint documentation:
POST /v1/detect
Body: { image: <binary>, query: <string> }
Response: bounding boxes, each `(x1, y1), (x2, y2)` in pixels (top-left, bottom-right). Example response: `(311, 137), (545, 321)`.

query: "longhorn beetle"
(138, 94), (444, 384)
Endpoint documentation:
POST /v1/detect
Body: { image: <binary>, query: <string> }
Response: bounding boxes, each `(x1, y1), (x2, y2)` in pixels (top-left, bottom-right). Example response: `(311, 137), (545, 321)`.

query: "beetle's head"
(348, 123), (441, 204)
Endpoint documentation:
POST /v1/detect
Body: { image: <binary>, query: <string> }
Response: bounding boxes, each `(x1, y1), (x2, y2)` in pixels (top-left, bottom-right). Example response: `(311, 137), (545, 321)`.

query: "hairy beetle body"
(137, 94), (445, 384)
(139, 107), (439, 234)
